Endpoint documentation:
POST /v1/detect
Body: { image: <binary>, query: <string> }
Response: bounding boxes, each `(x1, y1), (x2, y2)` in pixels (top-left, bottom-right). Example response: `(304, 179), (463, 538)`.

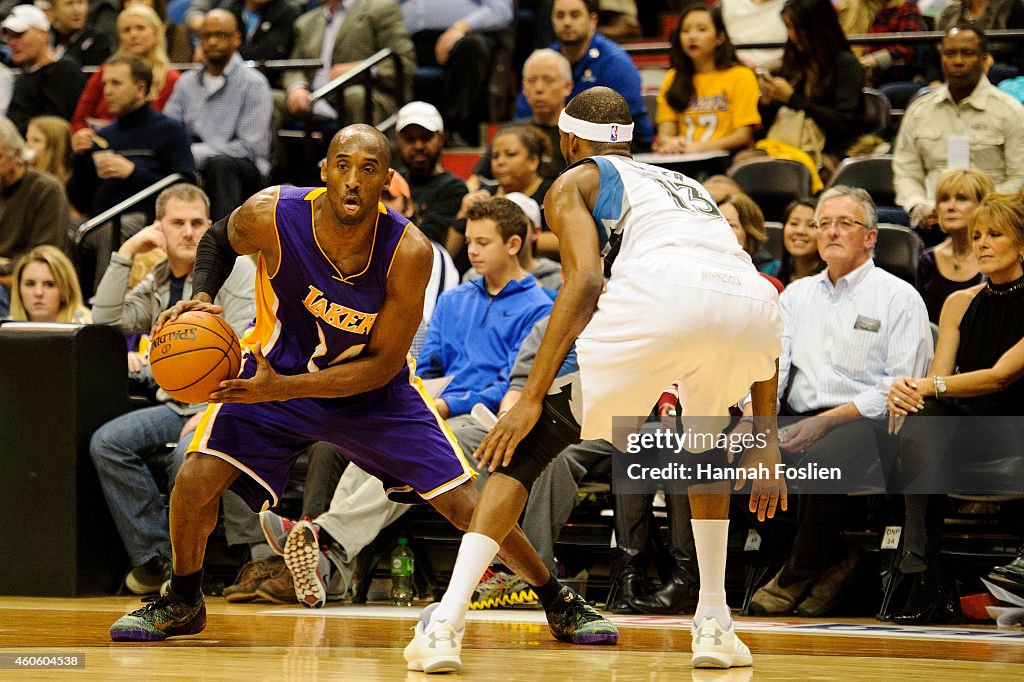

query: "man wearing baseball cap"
(3, 4), (86, 133)
(394, 101), (468, 247)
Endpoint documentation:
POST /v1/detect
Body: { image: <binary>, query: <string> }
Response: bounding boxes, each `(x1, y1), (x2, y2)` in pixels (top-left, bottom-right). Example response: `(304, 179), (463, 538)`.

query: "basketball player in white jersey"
(405, 87), (787, 672)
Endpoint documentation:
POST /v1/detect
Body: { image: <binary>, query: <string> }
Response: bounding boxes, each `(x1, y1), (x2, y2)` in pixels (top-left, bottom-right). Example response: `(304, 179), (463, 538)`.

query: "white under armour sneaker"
(404, 603), (464, 673)
(690, 616), (753, 669)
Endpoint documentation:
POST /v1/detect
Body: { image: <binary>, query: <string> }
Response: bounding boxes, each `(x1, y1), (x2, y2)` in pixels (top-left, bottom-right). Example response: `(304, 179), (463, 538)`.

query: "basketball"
(149, 310), (242, 404)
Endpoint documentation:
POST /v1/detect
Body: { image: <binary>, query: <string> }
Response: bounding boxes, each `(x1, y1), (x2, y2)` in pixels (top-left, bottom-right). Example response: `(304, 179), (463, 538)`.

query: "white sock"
(430, 532), (500, 630)
(691, 519), (731, 627)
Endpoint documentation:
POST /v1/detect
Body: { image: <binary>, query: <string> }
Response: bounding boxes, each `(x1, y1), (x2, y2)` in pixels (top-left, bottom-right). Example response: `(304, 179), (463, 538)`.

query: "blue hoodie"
(417, 274), (553, 416)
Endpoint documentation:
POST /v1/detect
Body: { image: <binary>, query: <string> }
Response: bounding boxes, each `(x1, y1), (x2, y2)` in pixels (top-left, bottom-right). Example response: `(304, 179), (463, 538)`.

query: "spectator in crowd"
(71, 4), (182, 131)
(123, 0), (194, 64)
(282, 0), (416, 129)
(461, 192), (562, 295)
(449, 124), (556, 264)
(654, 6), (760, 159)
(776, 198), (824, 285)
(838, 0), (927, 87)
(68, 53), (195, 216)
(468, 48), (572, 192)
(887, 192), (1024, 624)
(67, 54), (195, 289)
(398, 0), (514, 146)
(47, 0), (116, 66)
(221, 0), (300, 88)
(719, 192), (780, 275)
(745, 186), (932, 618)
(0, 116), (71, 317)
(418, 197), (553, 421)
(518, 0), (654, 150)
(25, 116), (74, 184)
(718, 0), (788, 70)
(6, 245), (90, 323)
(89, 184), (256, 596)
(893, 25), (1024, 235)
(163, 10), (272, 221)
(916, 168), (993, 322)
(3, 5), (88, 134)
(757, 0), (867, 166)
(936, 0), (1024, 69)
(394, 101), (469, 245)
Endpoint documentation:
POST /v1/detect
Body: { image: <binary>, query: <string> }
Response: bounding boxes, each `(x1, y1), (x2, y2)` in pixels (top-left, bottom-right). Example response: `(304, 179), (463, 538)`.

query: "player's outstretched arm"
(476, 166), (605, 470)
(152, 188), (281, 335)
(734, 360), (788, 522)
(216, 226), (434, 403)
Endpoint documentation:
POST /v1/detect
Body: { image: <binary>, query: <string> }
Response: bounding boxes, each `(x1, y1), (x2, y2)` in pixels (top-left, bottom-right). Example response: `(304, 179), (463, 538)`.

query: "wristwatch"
(933, 376), (948, 398)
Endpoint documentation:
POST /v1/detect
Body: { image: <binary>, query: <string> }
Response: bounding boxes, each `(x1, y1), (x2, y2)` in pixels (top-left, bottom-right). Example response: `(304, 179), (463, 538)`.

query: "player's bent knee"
(172, 452), (239, 506)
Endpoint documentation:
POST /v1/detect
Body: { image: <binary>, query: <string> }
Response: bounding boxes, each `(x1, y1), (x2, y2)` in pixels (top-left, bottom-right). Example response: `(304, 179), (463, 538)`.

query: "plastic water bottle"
(391, 537), (414, 606)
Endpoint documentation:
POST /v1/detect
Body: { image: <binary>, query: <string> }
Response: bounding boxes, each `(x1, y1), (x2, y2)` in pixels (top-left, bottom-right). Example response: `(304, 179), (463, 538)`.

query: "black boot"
(628, 561), (698, 615)
(606, 550), (646, 614)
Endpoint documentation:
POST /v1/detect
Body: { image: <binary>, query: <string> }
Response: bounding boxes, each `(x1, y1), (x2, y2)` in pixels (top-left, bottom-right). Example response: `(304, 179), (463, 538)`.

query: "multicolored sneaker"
(545, 586), (618, 645)
(470, 571), (539, 609)
(109, 595), (206, 642)
(283, 519), (331, 608)
(259, 510), (302, 556)
(691, 616), (752, 669)
(404, 602), (463, 673)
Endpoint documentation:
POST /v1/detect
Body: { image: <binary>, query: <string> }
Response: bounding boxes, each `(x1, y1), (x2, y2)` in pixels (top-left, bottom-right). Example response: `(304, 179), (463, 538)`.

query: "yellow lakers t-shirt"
(656, 65), (761, 143)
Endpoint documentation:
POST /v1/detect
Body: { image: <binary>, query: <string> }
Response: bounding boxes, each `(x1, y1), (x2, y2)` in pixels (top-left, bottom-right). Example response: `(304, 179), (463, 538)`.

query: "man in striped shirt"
(745, 186), (933, 618)
(163, 10), (272, 221)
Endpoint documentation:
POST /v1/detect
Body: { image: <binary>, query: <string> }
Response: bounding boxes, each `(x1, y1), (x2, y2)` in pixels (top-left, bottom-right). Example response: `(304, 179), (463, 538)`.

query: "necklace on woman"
(950, 244), (971, 272)
(984, 273), (1024, 296)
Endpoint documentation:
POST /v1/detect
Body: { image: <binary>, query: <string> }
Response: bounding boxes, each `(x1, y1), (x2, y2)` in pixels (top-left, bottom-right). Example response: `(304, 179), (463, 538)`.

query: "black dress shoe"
(628, 577), (697, 615)
(606, 552), (647, 614)
(628, 566), (697, 615)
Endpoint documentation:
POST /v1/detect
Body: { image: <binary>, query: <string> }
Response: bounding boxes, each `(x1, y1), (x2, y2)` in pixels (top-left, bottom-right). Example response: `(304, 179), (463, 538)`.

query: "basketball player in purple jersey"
(108, 125), (616, 652)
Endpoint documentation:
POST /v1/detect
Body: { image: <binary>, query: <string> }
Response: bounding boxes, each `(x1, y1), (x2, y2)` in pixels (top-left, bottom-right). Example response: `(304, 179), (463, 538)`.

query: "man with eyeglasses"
(894, 24), (1024, 236)
(163, 10), (272, 221)
(745, 185), (933, 618)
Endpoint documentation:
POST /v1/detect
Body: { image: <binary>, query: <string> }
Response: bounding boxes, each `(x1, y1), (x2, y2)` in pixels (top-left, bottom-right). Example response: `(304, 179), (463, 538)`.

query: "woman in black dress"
(886, 192), (1024, 624)
(915, 168), (994, 323)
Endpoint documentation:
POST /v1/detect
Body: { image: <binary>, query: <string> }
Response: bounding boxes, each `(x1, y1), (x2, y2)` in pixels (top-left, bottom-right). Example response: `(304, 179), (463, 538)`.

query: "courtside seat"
(729, 159), (812, 222)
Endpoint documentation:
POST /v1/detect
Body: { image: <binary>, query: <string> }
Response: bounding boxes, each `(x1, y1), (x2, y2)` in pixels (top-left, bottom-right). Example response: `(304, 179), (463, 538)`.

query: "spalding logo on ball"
(150, 311), (242, 403)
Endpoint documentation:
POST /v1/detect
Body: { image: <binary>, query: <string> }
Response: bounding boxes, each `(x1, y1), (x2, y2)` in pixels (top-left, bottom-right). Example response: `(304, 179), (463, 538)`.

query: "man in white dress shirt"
(747, 186), (933, 618)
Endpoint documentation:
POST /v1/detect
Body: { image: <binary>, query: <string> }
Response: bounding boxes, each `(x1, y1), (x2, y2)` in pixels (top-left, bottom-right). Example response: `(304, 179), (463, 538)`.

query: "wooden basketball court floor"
(2, 596), (1023, 680)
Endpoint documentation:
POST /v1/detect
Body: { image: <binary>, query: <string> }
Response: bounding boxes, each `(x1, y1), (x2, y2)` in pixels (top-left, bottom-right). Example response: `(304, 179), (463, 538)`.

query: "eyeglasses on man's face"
(809, 217), (867, 232)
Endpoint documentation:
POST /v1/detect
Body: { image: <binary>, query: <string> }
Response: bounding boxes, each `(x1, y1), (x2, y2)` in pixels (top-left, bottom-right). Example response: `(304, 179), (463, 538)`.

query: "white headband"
(558, 109), (633, 143)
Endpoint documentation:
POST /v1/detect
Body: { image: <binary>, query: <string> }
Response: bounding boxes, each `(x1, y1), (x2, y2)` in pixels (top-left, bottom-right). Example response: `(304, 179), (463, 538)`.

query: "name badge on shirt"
(854, 315), (881, 333)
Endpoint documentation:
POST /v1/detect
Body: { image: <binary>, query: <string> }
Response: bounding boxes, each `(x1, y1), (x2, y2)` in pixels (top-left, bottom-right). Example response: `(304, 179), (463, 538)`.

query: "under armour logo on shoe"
(428, 630), (454, 648)
(693, 626), (723, 646)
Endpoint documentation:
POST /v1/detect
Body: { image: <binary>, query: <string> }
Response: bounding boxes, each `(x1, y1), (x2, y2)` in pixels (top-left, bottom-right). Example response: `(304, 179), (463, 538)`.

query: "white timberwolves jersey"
(580, 155), (753, 273)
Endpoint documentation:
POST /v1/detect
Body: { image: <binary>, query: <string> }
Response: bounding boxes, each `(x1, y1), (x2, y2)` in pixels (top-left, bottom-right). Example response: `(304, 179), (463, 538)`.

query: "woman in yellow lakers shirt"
(654, 7), (760, 157)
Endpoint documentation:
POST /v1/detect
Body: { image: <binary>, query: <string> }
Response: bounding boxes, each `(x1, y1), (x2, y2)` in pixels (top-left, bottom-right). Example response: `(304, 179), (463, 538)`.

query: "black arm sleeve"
(192, 217), (241, 300)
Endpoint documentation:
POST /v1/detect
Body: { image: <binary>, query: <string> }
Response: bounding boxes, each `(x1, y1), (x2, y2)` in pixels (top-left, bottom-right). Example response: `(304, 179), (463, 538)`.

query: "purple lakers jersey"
(246, 185), (411, 375)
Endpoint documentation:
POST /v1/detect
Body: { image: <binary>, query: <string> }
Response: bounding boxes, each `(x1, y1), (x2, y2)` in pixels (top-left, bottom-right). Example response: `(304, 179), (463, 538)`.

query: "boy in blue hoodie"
(418, 198), (553, 420)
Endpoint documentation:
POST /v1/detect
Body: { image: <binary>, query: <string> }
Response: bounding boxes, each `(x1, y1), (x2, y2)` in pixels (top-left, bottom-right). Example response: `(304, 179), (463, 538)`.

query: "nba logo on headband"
(558, 109), (634, 143)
